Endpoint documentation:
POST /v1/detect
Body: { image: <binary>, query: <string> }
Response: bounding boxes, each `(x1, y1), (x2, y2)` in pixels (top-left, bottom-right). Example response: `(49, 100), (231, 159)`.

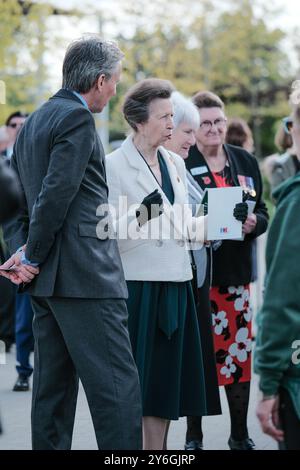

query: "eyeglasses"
(199, 117), (227, 131)
(282, 116), (293, 134)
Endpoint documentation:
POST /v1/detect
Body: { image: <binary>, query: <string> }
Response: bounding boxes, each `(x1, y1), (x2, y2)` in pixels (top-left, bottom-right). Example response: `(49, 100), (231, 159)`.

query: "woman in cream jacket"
(106, 78), (207, 450)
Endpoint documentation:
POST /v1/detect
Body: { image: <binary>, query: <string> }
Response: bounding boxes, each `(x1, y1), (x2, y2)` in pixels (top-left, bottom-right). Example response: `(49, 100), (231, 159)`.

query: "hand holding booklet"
(234, 200), (256, 241)
(200, 187), (244, 241)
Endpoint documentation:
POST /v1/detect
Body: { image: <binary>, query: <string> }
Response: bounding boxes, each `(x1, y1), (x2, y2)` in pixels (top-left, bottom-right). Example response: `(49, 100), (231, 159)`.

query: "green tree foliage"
(0, 0), (295, 158)
(111, 24), (207, 138)
(0, 0), (62, 123)
(111, 0), (293, 157)
(198, 0), (291, 156)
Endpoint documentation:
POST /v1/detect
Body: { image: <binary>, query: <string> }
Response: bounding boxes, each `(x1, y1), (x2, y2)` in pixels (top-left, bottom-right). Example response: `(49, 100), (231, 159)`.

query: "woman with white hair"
(165, 92), (224, 450)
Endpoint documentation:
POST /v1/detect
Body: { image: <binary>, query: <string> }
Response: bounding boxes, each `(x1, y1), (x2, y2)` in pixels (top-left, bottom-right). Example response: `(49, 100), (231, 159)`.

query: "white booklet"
(206, 186), (243, 240)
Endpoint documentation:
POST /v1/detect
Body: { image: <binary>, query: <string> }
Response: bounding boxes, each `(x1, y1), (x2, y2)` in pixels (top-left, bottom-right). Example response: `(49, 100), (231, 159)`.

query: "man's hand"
(256, 396), (284, 442)
(242, 213), (257, 235)
(0, 247), (39, 285)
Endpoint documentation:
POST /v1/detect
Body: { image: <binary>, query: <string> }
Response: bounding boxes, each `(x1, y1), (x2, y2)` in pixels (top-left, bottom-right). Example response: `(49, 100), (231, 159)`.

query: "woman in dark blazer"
(0, 157), (21, 225)
(185, 91), (268, 450)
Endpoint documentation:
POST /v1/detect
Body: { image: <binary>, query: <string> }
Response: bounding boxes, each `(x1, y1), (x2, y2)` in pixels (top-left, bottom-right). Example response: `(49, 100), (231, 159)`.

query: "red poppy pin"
(202, 176), (211, 185)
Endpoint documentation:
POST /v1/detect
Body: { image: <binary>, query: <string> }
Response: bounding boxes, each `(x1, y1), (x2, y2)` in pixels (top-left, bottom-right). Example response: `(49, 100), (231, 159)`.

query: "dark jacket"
(4, 89), (127, 299)
(0, 156), (21, 224)
(186, 144), (268, 286)
(0, 158), (18, 354)
(254, 174), (300, 416)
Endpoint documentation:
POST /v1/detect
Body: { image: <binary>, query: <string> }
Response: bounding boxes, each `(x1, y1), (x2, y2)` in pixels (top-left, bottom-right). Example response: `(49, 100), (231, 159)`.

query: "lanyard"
(136, 148), (163, 188)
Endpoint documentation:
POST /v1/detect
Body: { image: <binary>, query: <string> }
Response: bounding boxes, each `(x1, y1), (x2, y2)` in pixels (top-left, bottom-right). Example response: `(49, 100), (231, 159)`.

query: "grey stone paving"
(0, 346), (277, 450)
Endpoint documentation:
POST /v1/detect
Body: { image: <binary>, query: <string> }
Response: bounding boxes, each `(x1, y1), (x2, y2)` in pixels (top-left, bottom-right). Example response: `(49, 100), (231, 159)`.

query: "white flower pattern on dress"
(220, 355), (237, 379)
(228, 286), (244, 296)
(212, 310), (228, 335)
(228, 327), (252, 363)
(234, 288), (252, 322)
(243, 307), (252, 322)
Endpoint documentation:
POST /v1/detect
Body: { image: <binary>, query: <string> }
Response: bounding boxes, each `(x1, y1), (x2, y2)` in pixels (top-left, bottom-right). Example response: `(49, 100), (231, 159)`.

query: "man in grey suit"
(1, 37), (142, 450)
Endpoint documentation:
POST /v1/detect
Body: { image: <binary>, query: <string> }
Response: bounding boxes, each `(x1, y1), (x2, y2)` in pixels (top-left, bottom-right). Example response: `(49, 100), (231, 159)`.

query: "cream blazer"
(105, 135), (206, 282)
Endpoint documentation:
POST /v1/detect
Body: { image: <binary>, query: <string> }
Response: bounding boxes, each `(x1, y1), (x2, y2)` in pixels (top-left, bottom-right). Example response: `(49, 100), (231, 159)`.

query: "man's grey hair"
(62, 35), (124, 93)
(171, 91), (200, 130)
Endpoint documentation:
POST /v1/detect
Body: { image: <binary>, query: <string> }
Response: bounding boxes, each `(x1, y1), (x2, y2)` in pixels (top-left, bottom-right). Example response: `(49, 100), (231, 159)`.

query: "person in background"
(0, 231), (16, 353)
(255, 98), (300, 450)
(0, 158), (21, 436)
(164, 91), (222, 450)
(0, 111), (34, 392)
(0, 159), (21, 230)
(262, 121), (299, 193)
(226, 118), (254, 154)
(106, 79), (208, 450)
(0, 112), (28, 161)
(0, 125), (23, 354)
(10, 292), (34, 391)
(0, 126), (10, 155)
(185, 90), (269, 450)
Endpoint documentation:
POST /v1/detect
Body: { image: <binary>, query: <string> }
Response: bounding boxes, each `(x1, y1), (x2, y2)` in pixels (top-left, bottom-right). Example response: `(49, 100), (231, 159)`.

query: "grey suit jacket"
(186, 170), (207, 288)
(187, 171), (222, 288)
(4, 89), (127, 299)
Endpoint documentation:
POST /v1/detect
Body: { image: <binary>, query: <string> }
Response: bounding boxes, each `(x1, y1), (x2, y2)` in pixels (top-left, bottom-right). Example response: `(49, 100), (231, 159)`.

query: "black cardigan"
(186, 144), (269, 286)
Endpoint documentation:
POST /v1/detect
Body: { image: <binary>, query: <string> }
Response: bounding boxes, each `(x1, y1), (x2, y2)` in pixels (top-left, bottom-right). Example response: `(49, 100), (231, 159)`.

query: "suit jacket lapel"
(186, 170), (204, 200)
(223, 144), (239, 186)
(188, 144), (241, 189)
(121, 136), (172, 207)
(158, 147), (187, 205)
(121, 136), (186, 238)
(158, 147), (192, 238)
(187, 145), (216, 190)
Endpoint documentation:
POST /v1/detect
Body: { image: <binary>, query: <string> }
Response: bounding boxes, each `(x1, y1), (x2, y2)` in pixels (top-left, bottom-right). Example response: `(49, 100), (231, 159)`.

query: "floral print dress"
(211, 168), (252, 386)
(211, 285), (252, 385)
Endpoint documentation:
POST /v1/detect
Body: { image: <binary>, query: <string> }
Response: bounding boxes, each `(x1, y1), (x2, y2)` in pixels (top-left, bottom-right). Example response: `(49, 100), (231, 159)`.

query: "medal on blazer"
(237, 175), (256, 198)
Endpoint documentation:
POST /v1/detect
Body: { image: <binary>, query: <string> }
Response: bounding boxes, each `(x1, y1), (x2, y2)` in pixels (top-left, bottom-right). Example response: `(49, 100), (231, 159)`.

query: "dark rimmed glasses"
(199, 117), (227, 132)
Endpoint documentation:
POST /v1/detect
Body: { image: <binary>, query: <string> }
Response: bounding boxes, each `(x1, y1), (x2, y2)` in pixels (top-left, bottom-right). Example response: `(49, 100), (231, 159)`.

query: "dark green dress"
(126, 153), (207, 420)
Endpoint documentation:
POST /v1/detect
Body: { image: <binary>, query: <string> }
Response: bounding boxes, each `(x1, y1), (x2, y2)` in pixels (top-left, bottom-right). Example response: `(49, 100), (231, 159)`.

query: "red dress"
(210, 169), (252, 386)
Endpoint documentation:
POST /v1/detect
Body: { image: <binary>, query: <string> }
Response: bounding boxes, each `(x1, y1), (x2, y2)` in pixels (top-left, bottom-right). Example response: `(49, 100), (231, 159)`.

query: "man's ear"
(97, 74), (106, 91)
